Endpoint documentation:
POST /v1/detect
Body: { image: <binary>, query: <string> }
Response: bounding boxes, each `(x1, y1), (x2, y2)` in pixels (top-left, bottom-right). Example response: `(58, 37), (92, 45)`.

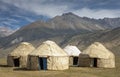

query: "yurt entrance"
(38, 57), (47, 70)
(13, 58), (20, 67)
(73, 57), (78, 65)
(91, 58), (97, 67)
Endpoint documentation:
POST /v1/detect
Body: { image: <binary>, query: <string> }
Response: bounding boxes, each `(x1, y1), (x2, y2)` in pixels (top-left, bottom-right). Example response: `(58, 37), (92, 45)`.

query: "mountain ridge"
(0, 12), (120, 57)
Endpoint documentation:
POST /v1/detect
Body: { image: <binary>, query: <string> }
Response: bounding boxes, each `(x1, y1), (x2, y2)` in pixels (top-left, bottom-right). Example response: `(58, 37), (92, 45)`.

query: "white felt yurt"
(7, 42), (35, 68)
(27, 40), (69, 70)
(78, 42), (115, 68)
(64, 45), (81, 66)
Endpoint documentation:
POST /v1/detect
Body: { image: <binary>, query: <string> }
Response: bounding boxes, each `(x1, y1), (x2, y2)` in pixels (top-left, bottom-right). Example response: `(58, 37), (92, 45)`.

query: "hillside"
(0, 27), (120, 58)
(64, 27), (120, 55)
(47, 12), (106, 31)
(0, 13), (106, 47)
(0, 13), (120, 57)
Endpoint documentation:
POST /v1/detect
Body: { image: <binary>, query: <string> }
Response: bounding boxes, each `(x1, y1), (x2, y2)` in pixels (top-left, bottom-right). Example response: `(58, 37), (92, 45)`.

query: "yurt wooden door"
(73, 57), (78, 65)
(91, 58), (97, 67)
(38, 57), (47, 70)
(93, 58), (97, 67)
(13, 58), (20, 67)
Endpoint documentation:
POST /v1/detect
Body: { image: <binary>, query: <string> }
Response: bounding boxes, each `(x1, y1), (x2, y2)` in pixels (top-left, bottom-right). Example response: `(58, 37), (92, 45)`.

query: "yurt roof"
(9, 42), (35, 56)
(29, 40), (68, 57)
(82, 42), (114, 59)
(64, 45), (81, 56)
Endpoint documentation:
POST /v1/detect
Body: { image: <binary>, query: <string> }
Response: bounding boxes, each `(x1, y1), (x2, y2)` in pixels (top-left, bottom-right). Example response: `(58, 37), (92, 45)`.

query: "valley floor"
(0, 56), (120, 77)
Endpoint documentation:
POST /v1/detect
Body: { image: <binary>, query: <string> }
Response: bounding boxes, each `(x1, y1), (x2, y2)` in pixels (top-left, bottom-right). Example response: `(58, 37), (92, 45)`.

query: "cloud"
(2, 0), (120, 18)
(12, 15), (34, 22)
(6, 18), (19, 23)
(27, 4), (69, 17)
(2, 0), (71, 17)
(73, 8), (120, 19)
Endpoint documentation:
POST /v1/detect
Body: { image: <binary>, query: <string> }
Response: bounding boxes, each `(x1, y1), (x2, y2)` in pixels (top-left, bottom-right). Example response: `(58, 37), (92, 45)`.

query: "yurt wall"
(78, 42), (115, 68)
(7, 42), (35, 68)
(27, 40), (69, 70)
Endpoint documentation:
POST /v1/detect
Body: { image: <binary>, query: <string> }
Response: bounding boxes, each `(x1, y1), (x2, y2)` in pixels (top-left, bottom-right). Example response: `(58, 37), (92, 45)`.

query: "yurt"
(64, 45), (81, 66)
(78, 42), (115, 68)
(27, 40), (69, 70)
(7, 42), (35, 68)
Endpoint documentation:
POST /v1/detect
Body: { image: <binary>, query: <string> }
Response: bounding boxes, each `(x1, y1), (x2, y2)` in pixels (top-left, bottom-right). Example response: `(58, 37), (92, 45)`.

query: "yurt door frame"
(91, 58), (97, 67)
(73, 57), (78, 65)
(38, 57), (47, 70)
(13, 58), (20, 67)
(93, 58), (97, 67)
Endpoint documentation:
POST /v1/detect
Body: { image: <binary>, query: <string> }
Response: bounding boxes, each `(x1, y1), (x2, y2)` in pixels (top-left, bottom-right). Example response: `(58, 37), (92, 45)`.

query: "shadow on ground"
(13, 68), (35, 71)
(0, 64), (9, 67)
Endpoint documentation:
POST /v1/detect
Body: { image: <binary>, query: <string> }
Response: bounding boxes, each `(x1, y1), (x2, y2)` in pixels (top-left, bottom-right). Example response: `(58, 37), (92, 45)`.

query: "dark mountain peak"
(61, 12), (80, 18)
(62, 12), (75, 16)
(47, 12), (106, 31)
(51, 12), (81, 22)
(51, 12), (74, 19)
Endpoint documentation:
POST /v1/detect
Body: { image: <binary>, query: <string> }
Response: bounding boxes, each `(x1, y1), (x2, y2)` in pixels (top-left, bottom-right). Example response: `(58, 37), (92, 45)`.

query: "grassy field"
(0, 56), (120, 77)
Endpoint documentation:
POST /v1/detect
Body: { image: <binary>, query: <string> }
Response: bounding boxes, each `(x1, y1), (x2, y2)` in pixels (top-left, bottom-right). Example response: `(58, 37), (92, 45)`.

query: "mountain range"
(0, 12), (120, 57)
(0, 0), (120, 37)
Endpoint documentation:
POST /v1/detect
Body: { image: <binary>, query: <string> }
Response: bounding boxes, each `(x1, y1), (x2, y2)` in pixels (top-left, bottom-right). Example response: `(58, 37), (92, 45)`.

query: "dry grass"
(0, 56), (120, 77)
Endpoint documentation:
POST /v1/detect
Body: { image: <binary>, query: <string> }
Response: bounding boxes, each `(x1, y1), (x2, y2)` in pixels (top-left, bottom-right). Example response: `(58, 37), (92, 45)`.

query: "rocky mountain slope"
(0, 13), (106, 47)
(64, 27), (120, 55)
(1, 27), (120, 58)
(0, 13), (120, 57)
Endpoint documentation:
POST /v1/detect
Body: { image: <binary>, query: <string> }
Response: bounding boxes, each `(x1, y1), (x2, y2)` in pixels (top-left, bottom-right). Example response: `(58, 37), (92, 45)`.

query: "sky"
(0, 0), (120, 30)
(2, 0), (120, 19)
